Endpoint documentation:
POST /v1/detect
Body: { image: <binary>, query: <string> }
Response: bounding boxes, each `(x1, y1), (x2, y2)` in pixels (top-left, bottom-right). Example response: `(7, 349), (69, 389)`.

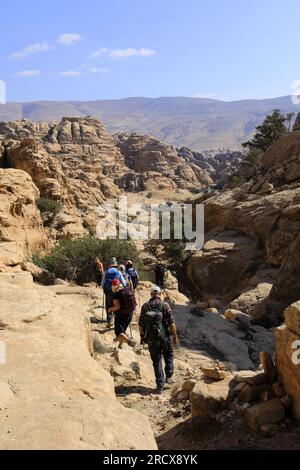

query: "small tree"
(242, 109), (287, 153)
(36, 198), (62, 216)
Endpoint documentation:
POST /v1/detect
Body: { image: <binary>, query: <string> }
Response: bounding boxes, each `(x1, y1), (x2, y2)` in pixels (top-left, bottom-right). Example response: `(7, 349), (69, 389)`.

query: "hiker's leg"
(148, 342), (164, 388)
(163, 336), (174, 379)
(105, 292), (114, 324)
(115, 333), (129, 348)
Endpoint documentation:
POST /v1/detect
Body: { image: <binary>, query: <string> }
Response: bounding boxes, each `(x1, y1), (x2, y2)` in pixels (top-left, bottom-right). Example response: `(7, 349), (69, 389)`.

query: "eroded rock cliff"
(186, 122), (300, 325)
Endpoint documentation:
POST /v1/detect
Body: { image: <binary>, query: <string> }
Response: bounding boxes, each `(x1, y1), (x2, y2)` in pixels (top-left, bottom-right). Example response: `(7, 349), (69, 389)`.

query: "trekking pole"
(102, 290), (105, 321)
(137, 286), (141, 309)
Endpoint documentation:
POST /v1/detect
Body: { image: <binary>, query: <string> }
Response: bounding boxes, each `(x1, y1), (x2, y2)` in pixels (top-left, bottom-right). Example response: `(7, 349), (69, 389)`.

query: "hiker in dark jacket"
(125, 260), (139, 290)
(154, 263), (165, 289)
(102, 257), (126, 328)
(107, 279), (137, 348)
(139, 286), (178, 393)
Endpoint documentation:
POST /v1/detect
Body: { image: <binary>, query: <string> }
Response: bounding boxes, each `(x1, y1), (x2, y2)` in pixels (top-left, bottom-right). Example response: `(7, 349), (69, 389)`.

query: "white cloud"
(57, 33), (82, 46)
(81, 64), (110, 73)
(60, 70), (81, 77)
(13, 69), (42, 77)
(10, 42), (53, 60)
(88, 48), (109, 59)
(110, 48), (155, 58)
(89, 47), (156, 59)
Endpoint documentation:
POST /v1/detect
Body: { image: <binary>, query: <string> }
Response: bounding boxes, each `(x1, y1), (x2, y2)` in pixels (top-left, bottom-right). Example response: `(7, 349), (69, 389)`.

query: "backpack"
(141, 306), (166, 345)
(127, 267), (139, 289)
(117, 287), (137, 313)
(103, 268), (120, 294)
(156, 265), (165, 276)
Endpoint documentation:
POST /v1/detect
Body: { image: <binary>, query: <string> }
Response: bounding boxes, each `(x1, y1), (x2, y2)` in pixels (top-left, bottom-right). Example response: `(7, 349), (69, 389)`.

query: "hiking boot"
(106, 323), (113, 329)
(166, 377), (175, 385)
(127, 339), (137, 348)
(154, 385), (164, 394)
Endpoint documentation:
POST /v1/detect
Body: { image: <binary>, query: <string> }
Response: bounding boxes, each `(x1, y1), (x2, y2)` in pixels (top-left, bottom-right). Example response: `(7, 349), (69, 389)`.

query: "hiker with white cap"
(138, 285), (178, 394)
(102, 257), (126, 328)
(125, 260), (139, 290)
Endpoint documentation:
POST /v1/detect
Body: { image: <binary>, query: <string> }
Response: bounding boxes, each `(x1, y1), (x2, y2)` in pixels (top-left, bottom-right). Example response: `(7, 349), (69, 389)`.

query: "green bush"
(36, 198), (62, 216)
(33, 236), (145, 285)
(226, 174), (246, 189)
(189, 187), (202, 194)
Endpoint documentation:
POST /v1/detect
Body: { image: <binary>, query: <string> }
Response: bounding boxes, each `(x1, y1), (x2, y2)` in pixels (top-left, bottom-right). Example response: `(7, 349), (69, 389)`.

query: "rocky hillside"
(114, 133), (213, 191)
(0, 117), (213, 240)
(0, 95), (298, 150)
(177, 147), (244, 187)
(186, 117), (300, 326)
(1, 114), (300, 449)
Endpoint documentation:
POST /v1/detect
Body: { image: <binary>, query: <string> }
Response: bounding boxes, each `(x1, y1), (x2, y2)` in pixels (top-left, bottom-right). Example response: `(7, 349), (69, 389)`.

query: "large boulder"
(186, 231), (261, 303)
(245, 398), (285, 433)
(0, 273), (156, 449)
(275, 301), (300, 419)
(183, 310), (274, 370)
(0, 169), (48, 266)
(190, 378), (231, 418)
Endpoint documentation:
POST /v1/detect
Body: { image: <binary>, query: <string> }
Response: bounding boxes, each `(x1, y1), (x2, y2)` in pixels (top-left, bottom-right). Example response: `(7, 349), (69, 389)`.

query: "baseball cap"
(151, 286), (161, 294)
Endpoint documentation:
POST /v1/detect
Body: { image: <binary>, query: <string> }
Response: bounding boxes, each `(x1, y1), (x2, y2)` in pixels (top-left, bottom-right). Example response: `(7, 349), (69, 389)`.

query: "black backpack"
(142, 305), (166, 345)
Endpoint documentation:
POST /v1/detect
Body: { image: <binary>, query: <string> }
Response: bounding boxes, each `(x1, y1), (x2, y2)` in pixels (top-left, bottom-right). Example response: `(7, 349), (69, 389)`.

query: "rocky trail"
(88, 282), (300, 450)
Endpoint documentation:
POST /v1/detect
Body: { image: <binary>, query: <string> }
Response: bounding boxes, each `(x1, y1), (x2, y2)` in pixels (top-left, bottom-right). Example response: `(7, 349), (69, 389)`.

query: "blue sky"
(1, 0), (299, 102)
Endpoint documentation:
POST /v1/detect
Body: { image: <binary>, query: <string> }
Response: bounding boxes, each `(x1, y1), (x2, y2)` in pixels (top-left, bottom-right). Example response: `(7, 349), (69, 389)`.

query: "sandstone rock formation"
(0, 118), (214, 242)
(178, 147), (244, 186)
(275, 301), (300, 419)
(0, 272), (156, 450)
(114, 133), (213, 191)
(183, 309), (274, 370)
(0, 169), (48, 269)
(190, 378), (232, 418)
(186, 118), (300, 325)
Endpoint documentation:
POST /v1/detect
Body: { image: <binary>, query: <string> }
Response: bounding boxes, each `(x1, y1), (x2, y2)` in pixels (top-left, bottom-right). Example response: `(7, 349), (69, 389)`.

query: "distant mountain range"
(0, 96), (298, 150)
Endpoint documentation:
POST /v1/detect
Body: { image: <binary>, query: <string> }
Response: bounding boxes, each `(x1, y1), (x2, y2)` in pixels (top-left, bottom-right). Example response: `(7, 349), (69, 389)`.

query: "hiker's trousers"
(148, 336), (174, 388)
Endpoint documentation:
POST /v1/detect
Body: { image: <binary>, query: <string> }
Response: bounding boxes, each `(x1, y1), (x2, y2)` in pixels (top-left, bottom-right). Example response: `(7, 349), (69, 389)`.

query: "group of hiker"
(94, 256), (178, 394)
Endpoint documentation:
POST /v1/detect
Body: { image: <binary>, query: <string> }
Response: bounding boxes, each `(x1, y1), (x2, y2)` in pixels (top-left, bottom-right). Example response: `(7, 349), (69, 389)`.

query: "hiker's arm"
(170, 323), (178, 346)
(108, 299), (120, 313)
